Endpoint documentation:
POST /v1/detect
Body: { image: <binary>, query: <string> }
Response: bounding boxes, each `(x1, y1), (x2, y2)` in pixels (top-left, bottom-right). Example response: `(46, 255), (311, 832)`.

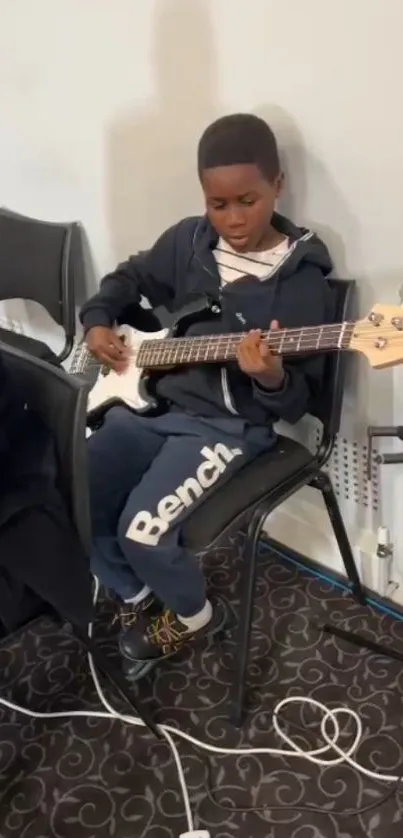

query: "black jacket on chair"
(0, 352), (92, 633)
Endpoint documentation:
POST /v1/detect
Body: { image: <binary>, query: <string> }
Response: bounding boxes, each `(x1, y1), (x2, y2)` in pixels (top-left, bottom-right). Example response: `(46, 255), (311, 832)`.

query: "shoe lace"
(114, 604), (139, 628)
(146, 610), (183, 649)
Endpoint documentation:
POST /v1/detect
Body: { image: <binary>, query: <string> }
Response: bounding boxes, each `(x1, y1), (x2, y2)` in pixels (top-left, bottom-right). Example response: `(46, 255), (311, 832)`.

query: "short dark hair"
(197, 113), (280, 181)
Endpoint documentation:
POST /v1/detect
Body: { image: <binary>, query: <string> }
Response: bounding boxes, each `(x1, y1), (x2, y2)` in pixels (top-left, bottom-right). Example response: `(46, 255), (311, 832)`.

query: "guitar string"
(71, 324), (403, 373)
(137, 328), (402, 352)
(73, 323), (354, 367)
(73, 329), (403, 359)
(139, 324), (353, 346)
(137, 333), (402, 356)
(72, 322), (401, 355)
(137, 320), (402, 343)
(71, 328), (350, 368)
(134, 328), (354, 358)
(73, 335), (403, 370)
(138, 331), (403, 349)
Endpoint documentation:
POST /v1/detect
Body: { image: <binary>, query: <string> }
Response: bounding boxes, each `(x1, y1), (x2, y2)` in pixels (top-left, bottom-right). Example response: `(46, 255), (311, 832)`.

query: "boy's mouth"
(226, 234), (250, 251)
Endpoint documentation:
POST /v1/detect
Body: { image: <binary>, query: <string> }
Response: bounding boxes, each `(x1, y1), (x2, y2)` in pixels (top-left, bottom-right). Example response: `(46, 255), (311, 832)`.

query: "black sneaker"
(119, 599), (227, 663)
(115, 592), (160, 632)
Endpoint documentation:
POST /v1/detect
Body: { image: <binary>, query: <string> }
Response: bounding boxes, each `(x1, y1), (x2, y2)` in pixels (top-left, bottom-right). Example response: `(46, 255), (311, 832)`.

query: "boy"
(80, 114), (333, 667)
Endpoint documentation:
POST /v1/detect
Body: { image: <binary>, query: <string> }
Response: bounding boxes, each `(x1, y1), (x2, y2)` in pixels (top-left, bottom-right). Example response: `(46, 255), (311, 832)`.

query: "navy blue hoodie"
(80, 213), (334, 426)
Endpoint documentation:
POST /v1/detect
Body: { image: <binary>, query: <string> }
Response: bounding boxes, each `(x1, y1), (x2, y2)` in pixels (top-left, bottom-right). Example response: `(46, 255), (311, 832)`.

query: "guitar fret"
(338, 322), (346, 349)
(296, 329), (304, 352)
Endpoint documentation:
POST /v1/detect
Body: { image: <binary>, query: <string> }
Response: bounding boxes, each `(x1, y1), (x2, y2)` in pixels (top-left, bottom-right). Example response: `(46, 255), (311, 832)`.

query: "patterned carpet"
(1, 535), (403, 838)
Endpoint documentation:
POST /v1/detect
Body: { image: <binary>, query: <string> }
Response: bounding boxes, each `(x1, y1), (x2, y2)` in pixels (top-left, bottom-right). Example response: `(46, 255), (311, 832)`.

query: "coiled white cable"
(0, 576), (401, 835)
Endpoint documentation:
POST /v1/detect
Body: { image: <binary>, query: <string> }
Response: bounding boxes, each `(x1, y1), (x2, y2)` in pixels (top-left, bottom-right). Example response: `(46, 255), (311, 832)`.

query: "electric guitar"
(70, 298), (403, 417)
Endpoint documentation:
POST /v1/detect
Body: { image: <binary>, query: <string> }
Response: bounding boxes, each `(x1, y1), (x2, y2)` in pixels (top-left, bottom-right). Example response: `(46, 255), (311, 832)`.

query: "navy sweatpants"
(88, 406), (275, 617)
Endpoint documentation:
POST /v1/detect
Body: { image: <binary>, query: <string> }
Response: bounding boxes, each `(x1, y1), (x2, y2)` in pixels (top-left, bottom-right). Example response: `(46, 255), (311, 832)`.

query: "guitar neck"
(136, 322), (356, 368)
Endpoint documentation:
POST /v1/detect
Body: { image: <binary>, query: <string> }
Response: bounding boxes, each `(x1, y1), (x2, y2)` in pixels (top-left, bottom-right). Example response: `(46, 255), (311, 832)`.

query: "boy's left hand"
(237, 321), (285, 390)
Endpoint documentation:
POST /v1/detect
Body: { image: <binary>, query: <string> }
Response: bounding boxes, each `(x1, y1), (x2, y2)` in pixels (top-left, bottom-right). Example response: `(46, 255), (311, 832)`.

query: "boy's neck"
(252, 223), (287, 252)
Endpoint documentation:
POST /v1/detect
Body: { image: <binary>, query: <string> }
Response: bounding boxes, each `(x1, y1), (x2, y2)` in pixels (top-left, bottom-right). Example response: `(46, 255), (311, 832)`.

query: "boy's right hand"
(85, 326), (130, 372)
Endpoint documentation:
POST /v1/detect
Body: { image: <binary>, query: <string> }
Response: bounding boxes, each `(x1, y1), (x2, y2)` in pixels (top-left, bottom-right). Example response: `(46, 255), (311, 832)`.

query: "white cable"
(1, 578), (402, 836)
(87, 577), (194, 833)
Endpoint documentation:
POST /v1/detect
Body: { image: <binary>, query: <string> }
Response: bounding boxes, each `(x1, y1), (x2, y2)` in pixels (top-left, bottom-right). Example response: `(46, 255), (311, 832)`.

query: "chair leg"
(73, 626), (161, 739)
(231, 506), (268, 727)
(311, 472), (366, 604)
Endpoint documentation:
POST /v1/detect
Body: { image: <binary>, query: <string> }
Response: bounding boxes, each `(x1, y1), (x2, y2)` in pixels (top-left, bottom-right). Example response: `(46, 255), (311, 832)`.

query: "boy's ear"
(275, 171), (285, 198)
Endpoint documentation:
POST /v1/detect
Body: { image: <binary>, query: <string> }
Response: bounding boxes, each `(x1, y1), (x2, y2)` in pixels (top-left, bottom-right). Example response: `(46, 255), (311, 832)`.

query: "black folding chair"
(0, 208), (84, 364)
(180, 278), (364, 723)
(0, 341), (159, 737)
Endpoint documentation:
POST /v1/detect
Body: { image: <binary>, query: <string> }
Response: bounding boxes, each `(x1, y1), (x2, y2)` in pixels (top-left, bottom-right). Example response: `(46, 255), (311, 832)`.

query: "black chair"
(0, 208), (84, 365)
(0, 341), (159, 738)
(179, 277), (364, 723)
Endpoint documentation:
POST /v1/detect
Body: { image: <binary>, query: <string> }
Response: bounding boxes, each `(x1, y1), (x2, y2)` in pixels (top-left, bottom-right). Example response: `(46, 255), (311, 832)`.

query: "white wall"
(1, 0), (403, 584)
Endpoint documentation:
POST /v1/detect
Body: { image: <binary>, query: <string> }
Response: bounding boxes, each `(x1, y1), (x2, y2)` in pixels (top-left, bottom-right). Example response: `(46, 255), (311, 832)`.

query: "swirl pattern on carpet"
(1, 534), (403, 837)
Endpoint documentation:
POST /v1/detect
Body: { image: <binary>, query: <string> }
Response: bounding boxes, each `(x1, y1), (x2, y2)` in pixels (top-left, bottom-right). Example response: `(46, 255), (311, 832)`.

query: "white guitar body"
(87, 324), (169, 415)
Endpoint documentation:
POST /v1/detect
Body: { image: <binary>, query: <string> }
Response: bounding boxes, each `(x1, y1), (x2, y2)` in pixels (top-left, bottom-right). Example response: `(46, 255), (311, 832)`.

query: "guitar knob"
(211, 304), (221, 314)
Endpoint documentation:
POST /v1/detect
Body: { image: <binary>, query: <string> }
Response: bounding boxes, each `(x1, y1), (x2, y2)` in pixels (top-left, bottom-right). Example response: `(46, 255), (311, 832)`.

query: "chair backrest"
(310, 277), (356, 442)
(0, 208), (85, 359)
(0, 341), (92, 554)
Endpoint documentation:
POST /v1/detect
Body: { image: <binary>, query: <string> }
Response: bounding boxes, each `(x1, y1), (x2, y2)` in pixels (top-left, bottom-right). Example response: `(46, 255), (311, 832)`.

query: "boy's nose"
(226, 208), (245, 230)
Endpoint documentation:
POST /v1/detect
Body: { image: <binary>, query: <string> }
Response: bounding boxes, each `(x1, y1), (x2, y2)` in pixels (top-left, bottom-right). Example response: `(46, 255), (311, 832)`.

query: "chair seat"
(0, 329), (59, 366)
(182, 435), (316, 549)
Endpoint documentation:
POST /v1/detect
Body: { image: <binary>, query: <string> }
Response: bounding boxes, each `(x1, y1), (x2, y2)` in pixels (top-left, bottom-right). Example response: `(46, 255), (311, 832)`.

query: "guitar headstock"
(350, 304), (403, 368)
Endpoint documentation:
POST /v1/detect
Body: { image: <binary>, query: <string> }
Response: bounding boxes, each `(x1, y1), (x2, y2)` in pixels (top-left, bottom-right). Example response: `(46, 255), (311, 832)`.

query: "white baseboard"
(263, 488), (403, 608)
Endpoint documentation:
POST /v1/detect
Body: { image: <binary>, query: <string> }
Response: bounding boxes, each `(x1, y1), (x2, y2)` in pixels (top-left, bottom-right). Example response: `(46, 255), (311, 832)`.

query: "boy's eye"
(239, 197), (255, 206)
(211, 202), (226, 210)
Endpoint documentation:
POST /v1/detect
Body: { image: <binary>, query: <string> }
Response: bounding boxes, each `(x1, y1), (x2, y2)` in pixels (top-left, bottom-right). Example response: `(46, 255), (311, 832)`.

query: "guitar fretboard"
(136, 322), (355, 368)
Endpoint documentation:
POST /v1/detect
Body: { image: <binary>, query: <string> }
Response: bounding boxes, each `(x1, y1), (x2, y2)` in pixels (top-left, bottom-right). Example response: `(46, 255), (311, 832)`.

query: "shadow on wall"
(106, 19), (395, 430)
(254, 103), (356, 275)
(106, 0), (219, 261)
(254, 103), (396, 431)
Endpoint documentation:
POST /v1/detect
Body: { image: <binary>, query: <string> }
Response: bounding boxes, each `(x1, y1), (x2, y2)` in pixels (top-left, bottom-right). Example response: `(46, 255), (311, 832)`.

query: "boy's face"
(201, 163), (283, 253)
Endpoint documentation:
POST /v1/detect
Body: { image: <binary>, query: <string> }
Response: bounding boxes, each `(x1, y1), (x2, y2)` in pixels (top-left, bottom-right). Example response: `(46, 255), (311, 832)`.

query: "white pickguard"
(87, 324), (169, 414)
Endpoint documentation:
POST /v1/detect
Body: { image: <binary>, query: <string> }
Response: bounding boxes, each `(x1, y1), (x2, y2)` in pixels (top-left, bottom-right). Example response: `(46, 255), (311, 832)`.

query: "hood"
(192, 211), (333, 279)
(271, 212), (333, 278)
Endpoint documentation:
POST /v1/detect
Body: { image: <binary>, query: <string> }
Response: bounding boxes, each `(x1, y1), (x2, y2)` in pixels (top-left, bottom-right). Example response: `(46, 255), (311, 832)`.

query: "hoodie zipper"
(220, 367), (239, 415)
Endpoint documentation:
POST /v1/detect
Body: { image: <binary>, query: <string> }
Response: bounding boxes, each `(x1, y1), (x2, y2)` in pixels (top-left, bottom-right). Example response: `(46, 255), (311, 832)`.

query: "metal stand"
(319, 424), (403, 662)
(320, 622), (403, 664)
(367, 424), (403, 479)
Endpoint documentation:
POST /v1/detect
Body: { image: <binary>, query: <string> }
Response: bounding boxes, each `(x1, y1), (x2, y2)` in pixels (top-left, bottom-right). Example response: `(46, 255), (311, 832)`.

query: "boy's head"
(198, 114), (283, 252)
